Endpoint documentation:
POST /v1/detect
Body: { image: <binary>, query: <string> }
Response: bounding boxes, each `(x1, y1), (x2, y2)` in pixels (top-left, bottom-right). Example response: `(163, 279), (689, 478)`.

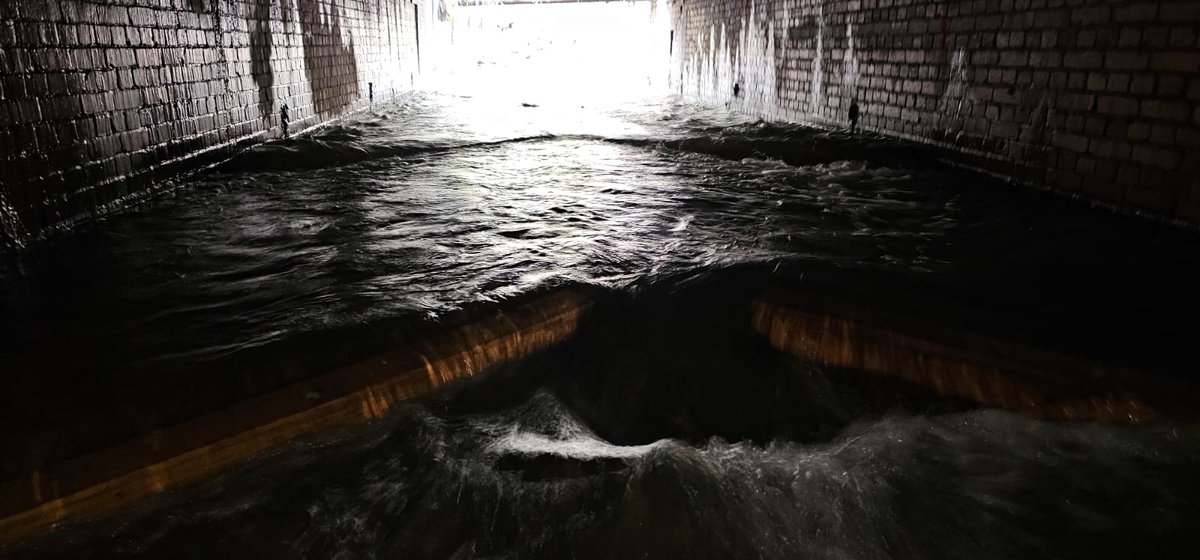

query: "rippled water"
(16, 340), (1200, 559)
(7, 87), (1200, 556)
(5, 4), (1200, 554)
(0, 93), (1166, 363)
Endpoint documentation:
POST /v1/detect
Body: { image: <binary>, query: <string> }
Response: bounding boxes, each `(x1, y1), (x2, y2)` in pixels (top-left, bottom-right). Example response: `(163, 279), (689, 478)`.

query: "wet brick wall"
(670, 0), (1200, 222)
(0, 0), (420, 246)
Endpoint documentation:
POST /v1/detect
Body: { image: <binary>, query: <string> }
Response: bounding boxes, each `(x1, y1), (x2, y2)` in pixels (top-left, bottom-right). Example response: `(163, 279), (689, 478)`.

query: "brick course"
(669, 0), (1200, 222)
(1, 0), (420, 245)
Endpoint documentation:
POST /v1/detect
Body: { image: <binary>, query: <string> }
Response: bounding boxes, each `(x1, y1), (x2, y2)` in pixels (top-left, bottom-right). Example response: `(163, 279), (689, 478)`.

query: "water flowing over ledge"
(3, 91), (1200, 558)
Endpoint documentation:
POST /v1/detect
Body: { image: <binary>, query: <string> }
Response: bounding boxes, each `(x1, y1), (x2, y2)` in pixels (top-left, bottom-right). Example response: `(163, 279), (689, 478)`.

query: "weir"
(753, 290), (1200, 426)
(5, 268), (1200, 550)
(0, 290), (590, 544)
(2, 0), (1199, 557)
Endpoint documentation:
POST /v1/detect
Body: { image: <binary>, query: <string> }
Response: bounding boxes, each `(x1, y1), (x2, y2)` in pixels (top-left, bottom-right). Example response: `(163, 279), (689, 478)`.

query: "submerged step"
(0, 290), (591, 546)
(753, 291), (1200, 427)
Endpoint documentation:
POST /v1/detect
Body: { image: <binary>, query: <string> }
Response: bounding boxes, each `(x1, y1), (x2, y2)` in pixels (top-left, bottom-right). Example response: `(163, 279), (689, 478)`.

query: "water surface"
(4, 4), (1200, 556)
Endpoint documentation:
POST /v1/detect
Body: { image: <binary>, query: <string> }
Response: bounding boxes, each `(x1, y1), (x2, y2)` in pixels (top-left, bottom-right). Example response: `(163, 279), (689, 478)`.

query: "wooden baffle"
(0, 290), (591, 546)
(752, 290), (1200, 427)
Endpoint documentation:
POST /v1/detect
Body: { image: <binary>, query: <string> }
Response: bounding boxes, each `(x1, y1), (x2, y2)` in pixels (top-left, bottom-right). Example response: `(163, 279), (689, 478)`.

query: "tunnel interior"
(2, 0), (1200, 558)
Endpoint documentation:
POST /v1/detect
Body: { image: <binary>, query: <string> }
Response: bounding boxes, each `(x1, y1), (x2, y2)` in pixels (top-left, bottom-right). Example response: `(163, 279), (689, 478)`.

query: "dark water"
(4, 92), (1200, 558)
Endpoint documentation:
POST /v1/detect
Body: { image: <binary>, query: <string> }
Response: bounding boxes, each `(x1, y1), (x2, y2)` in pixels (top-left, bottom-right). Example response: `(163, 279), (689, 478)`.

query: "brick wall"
(669, 0), (1200, 222)
(0, 0), (421, 246)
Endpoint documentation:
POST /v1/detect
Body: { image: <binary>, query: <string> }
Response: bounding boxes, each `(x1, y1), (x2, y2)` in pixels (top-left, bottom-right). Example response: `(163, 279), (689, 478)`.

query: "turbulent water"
(6, 2), (1200, 549)
(22, 392), (1200, 560)
(3, 88), (1199, 559)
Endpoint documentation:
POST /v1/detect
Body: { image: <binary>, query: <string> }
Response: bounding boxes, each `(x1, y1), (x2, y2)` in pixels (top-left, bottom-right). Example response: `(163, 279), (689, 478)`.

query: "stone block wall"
(0, 0), (420, 246)
(669, 0), (1200, 222)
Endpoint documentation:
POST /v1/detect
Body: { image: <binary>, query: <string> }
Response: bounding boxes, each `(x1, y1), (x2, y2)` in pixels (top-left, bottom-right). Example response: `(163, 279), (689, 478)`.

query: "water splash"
(936, 48), (976, 133)
(681, 1), (777, 116)
(16, 390), (1200, 559)
(808, 5), (824, 116)
(0, 184), (28, 249)
(841, 22), (860, 106)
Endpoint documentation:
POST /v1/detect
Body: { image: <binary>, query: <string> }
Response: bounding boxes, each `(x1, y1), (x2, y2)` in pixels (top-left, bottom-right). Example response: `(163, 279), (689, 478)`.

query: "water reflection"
(2, 87), (1198, 481)
(2, 2), (1200, 557)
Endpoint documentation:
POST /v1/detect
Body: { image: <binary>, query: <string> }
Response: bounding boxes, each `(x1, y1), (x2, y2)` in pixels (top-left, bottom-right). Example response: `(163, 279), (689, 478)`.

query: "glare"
(423, 0), (671, 108)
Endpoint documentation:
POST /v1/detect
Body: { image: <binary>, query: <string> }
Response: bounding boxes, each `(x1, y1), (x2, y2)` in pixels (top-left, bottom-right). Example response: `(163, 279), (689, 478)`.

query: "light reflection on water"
(4, 2), (1200, 558)
(2, 100), (969, 371)
(3, 87), (1199, 558)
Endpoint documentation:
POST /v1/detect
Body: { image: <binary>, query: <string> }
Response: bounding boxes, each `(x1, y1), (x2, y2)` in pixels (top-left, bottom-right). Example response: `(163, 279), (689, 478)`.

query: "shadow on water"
(444, 268), (981, 447)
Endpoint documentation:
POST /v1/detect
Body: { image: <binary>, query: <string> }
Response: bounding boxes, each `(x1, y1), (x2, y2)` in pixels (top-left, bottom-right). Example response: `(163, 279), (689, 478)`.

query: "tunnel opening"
(423, 0), (670, 107)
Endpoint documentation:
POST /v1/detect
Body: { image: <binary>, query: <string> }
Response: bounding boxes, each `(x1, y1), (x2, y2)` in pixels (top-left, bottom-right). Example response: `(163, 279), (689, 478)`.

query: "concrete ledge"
(0, 290), (590, 546)
(752, 292), (1200, 427)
